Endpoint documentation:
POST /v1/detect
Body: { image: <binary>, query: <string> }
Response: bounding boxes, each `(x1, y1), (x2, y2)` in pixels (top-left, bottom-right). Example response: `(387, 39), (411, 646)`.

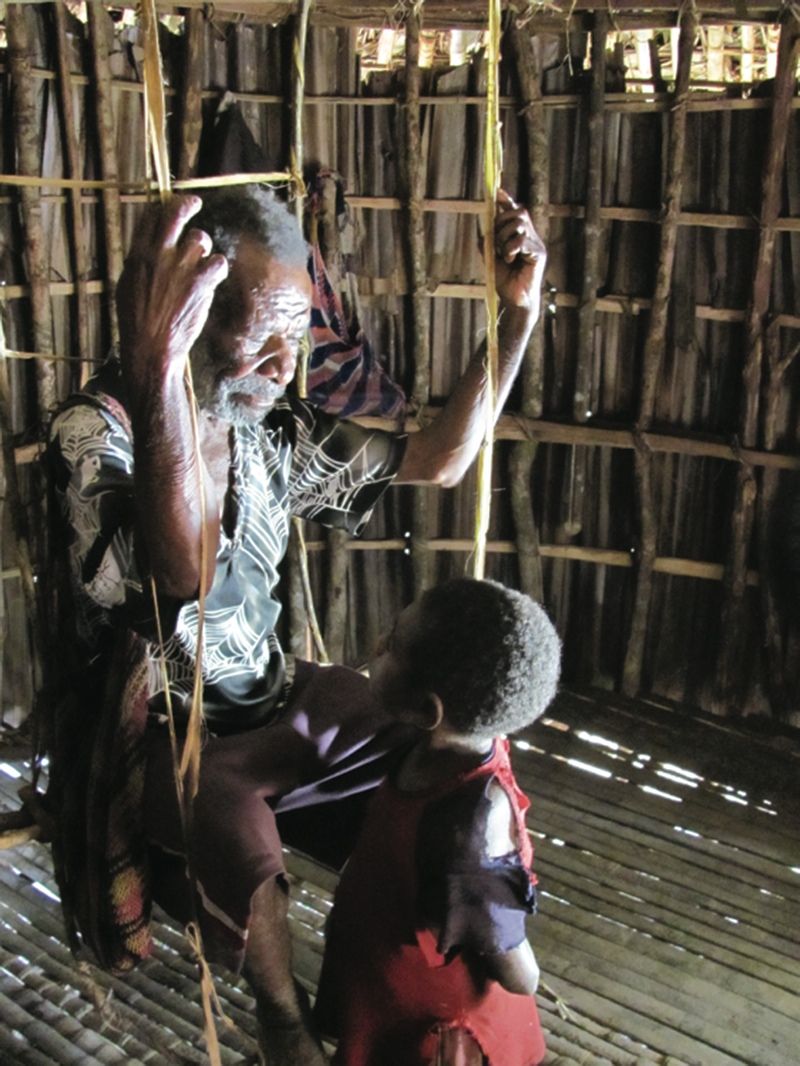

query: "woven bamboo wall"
(0, 3), (799, 728)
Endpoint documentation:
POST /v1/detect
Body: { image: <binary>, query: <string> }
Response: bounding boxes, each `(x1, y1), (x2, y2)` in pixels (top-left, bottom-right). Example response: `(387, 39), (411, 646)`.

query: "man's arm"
(395, 190), (546, 487)
(116, 195), (228, 601)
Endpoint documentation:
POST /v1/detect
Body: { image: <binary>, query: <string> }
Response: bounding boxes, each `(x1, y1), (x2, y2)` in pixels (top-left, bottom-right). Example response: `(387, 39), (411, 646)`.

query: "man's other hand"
(492, 189), (546, 314)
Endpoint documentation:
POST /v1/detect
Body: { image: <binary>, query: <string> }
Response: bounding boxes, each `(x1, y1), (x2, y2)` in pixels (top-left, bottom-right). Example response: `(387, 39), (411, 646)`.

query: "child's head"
(369, 578), (561, 738)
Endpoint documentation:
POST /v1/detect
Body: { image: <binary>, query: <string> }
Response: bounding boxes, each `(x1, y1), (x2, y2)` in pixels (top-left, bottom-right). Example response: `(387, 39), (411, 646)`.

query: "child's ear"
(420, 692), (444, 732)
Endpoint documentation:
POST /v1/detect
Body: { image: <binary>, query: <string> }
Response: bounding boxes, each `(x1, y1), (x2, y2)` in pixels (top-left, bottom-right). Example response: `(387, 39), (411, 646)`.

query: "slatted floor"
(1, 686), (798, 1065)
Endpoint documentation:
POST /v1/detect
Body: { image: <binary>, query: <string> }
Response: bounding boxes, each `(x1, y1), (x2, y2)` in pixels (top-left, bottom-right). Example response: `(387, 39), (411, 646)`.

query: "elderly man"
(48, 185), (545, 1065)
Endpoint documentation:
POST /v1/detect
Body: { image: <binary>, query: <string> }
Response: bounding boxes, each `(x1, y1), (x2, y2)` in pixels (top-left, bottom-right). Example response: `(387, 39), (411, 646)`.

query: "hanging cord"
(289, 0), (330, 663)
(140, 3), (230, 1061)
(471, 0), (503, 579)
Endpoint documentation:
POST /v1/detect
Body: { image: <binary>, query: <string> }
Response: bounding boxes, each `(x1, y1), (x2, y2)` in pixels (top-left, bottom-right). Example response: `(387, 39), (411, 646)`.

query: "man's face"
(191, 236), (311, 425)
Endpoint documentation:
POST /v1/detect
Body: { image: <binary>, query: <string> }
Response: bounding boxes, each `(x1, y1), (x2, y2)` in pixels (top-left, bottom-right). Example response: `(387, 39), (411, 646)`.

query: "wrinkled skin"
(191, 237), (312, 425)
(117, 195), (229, 390)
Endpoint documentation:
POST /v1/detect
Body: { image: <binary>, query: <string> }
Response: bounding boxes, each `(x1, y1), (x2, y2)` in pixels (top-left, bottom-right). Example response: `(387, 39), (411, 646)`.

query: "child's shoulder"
(484, 776), (518, 858)
(418, 770), (520, 866)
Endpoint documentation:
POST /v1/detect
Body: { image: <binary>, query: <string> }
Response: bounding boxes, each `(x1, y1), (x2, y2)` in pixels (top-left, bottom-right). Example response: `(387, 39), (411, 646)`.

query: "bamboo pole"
(176, 8), (205, 182)
(757, 324), (799, 719)
(87, 0), (125, 348)
(401, 3), (435, 597)
(5, 3), (57, 414)
(508, 18), (548, 602)
(52, 1), (92, 390)
(622, 6), (697, 697)
(574, 12), (607, 424)
(715, 11), (800, 715)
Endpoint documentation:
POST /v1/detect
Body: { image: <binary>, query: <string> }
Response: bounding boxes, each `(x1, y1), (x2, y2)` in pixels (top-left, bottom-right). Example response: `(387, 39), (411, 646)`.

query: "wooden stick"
(403, 6), (431, 412)
(323, 526), (349, 663)
(5, 3), (57, 413)
(176, 8), (205, 181)
(87, 0), (125, 347)
(290, 517), (329, 662)
(508, 16), (548, 602)
(755, 323), (799, 720)
(637, 10), (696, 428)
(7, 270), (800, 331)
(575, 12), (607, 424)
(6, 177), (800, 234)
(401, 3), (435, 597)
(557, 12), (608, 603)
(0, 319), (40, 673)
(6, 59), (800, 112)
(0, 536), (758, 586)
(299, 536), (760, 583)
(715, 11), (800, 714)
(757, 326), (788, 710)
(52, 1), (92, 389)
(623, 7), (697, 697)
(315, 178), (350, 662)
(2, 392), (794, 473)
(287, 0), (328, 662)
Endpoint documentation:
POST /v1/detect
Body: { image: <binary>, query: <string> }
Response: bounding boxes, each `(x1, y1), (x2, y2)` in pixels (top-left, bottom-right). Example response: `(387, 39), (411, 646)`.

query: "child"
(314, 578), (561, 1066)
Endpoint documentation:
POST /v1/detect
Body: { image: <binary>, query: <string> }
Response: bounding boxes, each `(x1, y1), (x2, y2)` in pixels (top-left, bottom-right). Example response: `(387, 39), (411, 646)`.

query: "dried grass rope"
(471, 0), (503, 579)
(140, 3), (230, 1061)
(142, 3), (328, 1054)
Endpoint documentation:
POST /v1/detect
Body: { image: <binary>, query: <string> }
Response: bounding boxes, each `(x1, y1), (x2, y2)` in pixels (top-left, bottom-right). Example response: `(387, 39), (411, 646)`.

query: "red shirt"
(315, 738), (546, 1066)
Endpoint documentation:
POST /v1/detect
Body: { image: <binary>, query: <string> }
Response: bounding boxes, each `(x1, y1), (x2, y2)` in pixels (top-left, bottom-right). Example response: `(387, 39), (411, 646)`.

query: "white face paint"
(190, 240), (311, 426)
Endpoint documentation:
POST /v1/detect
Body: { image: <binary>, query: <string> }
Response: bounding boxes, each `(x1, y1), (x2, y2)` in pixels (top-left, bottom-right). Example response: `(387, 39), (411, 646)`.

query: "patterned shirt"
(48, 360), (406, 732)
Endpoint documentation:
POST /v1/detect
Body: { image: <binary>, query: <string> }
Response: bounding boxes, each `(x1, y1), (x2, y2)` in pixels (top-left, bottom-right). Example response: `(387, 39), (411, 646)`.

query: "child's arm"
(417, 773), (541, 996)
(472, 778), (539, 995)
(481, 937), (540, 996)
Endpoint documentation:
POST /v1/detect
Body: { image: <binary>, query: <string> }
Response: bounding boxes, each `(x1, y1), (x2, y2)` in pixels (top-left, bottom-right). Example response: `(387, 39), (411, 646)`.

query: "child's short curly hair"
(405, 578), (561, 736)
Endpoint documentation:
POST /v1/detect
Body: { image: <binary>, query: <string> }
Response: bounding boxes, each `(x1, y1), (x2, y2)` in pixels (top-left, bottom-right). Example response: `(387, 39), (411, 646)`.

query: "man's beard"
(190, 335), (286, 427)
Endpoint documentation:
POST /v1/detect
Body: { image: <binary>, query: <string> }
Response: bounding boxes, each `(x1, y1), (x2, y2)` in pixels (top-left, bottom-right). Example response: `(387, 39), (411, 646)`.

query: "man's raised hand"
(116, 194), (229, 379)
(492, 189), (546, 314)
